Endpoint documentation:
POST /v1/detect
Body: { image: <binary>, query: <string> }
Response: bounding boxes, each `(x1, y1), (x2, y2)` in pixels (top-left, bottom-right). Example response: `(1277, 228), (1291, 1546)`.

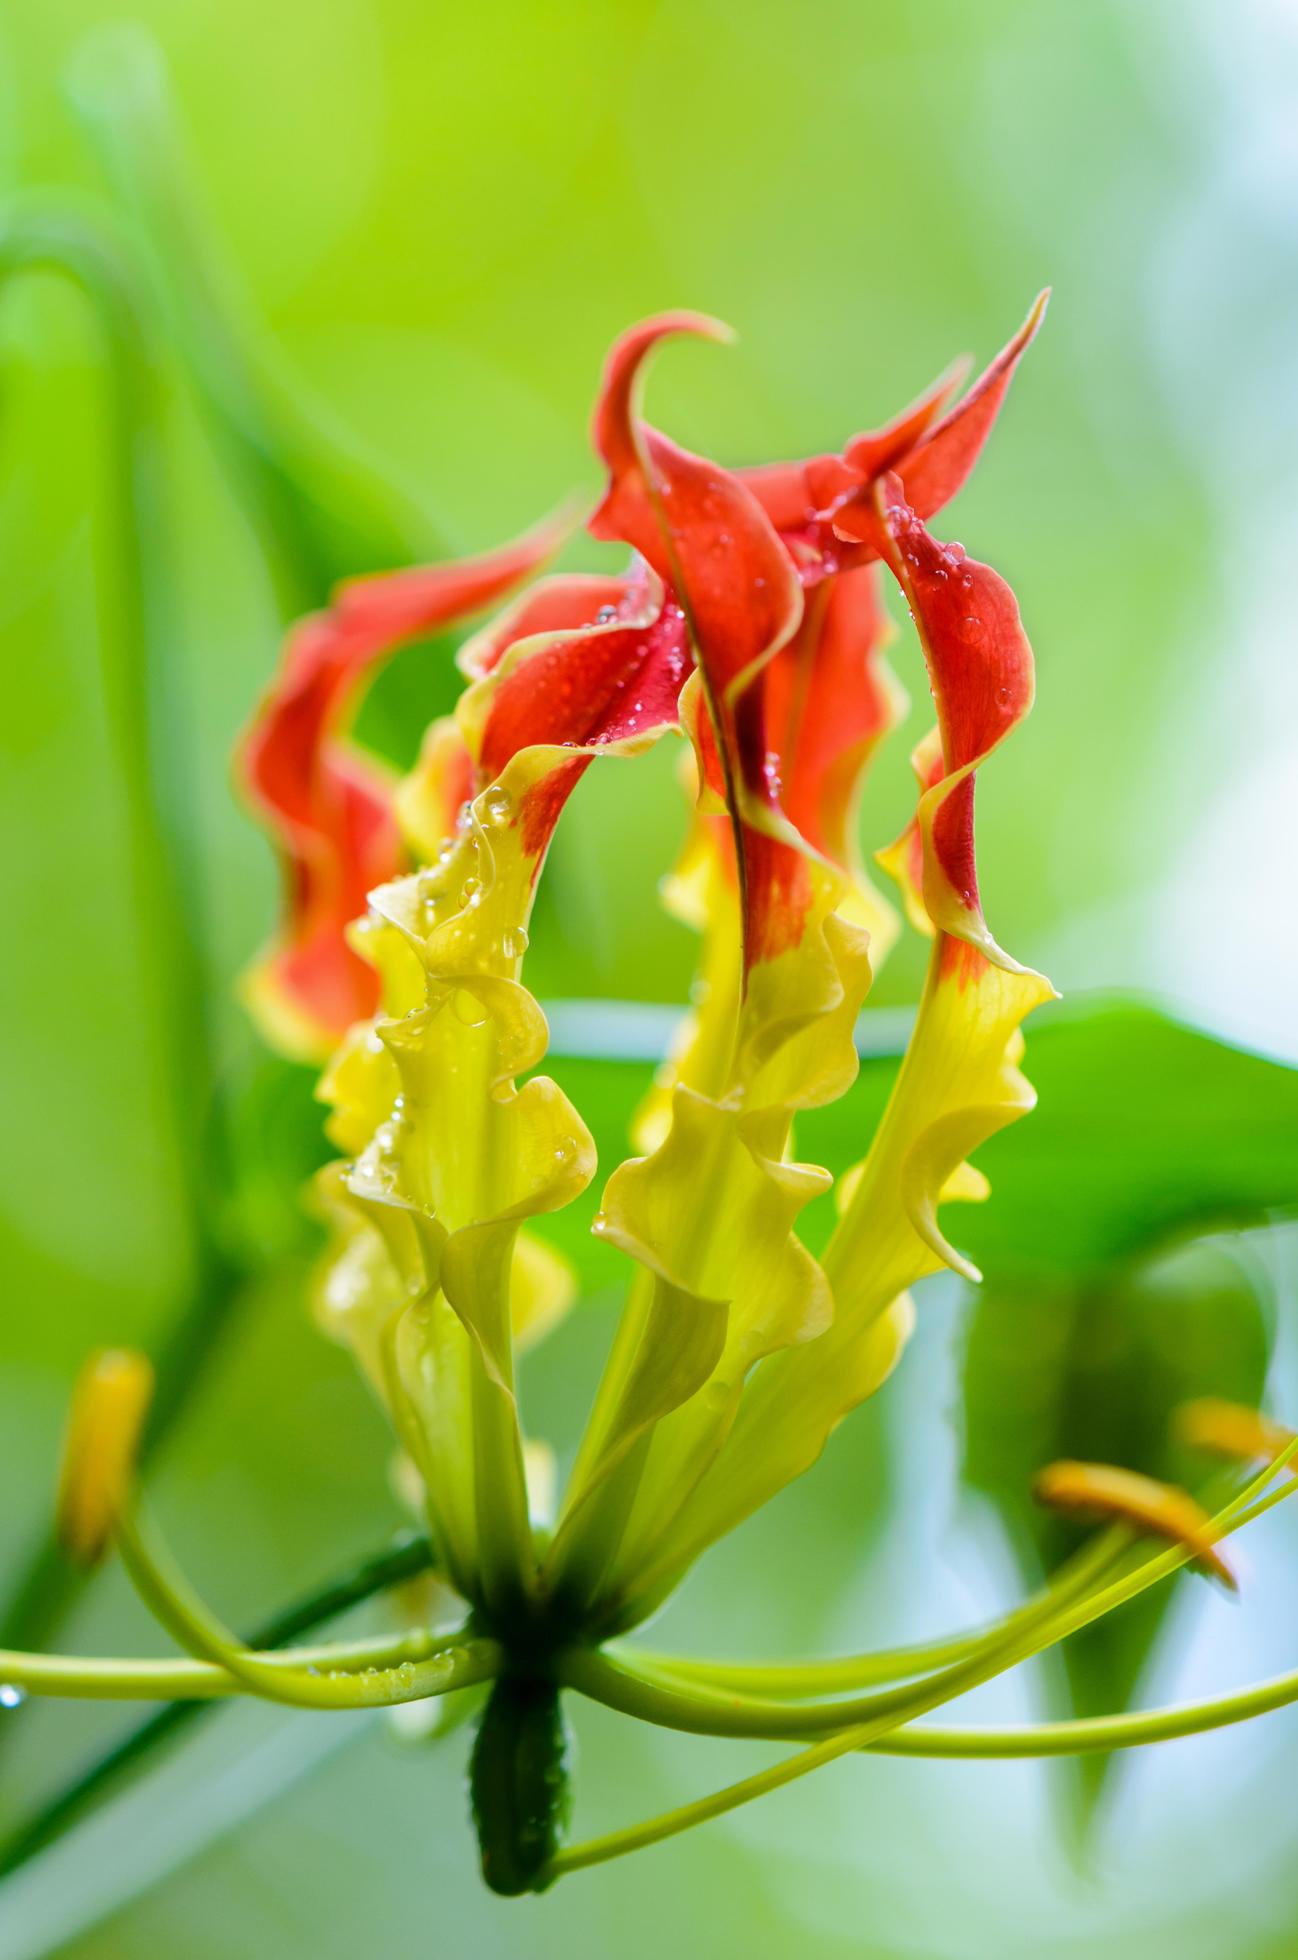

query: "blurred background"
(1, 0), (1296, 1954)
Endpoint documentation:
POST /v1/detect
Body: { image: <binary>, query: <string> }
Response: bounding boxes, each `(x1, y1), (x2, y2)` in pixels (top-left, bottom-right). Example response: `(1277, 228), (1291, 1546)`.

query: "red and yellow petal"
(239, 522), (562, 1059)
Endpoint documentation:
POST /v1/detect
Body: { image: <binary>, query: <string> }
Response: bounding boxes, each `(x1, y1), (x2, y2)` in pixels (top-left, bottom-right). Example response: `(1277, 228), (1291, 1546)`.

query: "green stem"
(863, 1664), (1298, 1756)
(547, 1449), (1298, 1877)
(116, 1505), (499, 1711)
(618, 1529), (1125, 1699)
(0, 1626), (461, 1703)
(0, 1533), (436, 1876)
(468, 1350), (537, 1625)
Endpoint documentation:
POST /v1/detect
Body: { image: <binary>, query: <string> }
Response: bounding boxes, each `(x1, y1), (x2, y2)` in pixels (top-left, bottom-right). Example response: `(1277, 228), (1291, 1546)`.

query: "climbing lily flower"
(18, 298), (1298, 1903)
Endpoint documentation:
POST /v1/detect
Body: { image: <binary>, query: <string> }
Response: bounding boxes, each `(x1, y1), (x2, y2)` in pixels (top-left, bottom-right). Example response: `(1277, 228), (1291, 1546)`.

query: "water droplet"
(482, 783), (513, 825)
(0, 1684), (25, 1710)
(995, 684), (1012, 707)
(961, 615), (984, 640)
(453, 989), (489, 1028)
(596, 604), (618, 625)
(459, 876), (481, 906)
(502, 925), (530, 961)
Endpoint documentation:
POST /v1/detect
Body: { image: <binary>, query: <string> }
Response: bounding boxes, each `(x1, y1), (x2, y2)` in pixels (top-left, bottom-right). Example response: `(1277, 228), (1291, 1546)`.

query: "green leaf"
(803, 998), (1298, 1280)
(955, 1000), (1298, 1281)
(67, 24), (432, 612)
(944, 998), (1298, 1829)
(963, 1239), (1272, 1824)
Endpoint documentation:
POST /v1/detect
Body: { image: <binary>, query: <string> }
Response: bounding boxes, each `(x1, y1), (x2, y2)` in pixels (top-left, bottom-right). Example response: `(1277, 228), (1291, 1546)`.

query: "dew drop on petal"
(453, 989), (489, 1028)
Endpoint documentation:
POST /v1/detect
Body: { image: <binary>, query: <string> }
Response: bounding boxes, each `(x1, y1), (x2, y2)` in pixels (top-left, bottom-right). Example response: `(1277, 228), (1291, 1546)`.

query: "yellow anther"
(1033, 1459), (1236, 1589)
(1174, 1397), (1296, 1468)
(55, 1348), (154, 1565)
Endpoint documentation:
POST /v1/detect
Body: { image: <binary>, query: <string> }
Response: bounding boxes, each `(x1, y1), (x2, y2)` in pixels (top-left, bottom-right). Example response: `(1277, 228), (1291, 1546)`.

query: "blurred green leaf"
(959, 1001), (1298, 1282)
(66, 24), (433, 609)
(806, 999), (1298, 1281)
(963, 1239), (1272, 1824)
(213, 1048), (334, 1265)
(949, 998), (1298, 1827)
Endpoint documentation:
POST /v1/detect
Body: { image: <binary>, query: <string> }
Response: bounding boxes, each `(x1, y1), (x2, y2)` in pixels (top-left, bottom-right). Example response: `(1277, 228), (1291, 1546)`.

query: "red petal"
(736, 455), (853, 531)
(899, 291), (1048, 520)
(271, 754), (401, 1037)
(763, 298), (1047, 555)
(737, 359), (967, 534)
(842, 356), (972, 484)
(763, 562), (896, 867)
(871, 477), (1033, 951)
(241, 522), (560, 1054)
(479, 582), (692, 860)
(590, 315), (814, 975)
(332, 509), (570, 647)
(461, 572), (635, 678)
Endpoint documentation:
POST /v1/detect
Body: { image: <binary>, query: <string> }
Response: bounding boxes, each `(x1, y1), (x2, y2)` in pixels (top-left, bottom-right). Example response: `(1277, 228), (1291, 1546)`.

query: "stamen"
(1033, 1460), (1236, 1588)
(1174, 1397), (1296, 1467)
(55, 1349), (154, 1565)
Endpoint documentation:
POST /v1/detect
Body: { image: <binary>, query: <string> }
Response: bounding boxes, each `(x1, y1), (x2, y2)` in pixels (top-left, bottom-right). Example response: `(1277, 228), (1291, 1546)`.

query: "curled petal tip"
(593, 311), (736, 477)
(628, 308), (734, 347)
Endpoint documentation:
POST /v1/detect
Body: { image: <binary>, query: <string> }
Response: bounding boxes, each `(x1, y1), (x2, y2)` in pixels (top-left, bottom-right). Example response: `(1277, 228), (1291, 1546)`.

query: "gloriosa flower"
(22, 302), (1298, 1897)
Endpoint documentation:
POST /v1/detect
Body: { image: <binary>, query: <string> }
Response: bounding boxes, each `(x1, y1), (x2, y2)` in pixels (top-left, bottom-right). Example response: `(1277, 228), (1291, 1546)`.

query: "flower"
(31, 297), (1292, 1902)
(240, 298), (1056, 1633)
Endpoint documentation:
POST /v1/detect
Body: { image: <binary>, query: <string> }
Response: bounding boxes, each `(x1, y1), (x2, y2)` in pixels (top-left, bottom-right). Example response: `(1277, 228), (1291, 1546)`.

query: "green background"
(1, 0), (1296, 1954)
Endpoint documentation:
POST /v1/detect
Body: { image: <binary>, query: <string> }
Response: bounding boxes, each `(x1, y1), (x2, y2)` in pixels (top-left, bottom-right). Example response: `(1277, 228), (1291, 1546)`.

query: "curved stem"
(0, 1652), (237, 1702)
(0, 1624), (464, 1703)
(0, 1532), (438, 1876)
(548, 1447), (1298, 1877)
(116, 1504), (499, 1711)
(865, 1663), (1298, 1755)
(618, 1528), (1125, 1699)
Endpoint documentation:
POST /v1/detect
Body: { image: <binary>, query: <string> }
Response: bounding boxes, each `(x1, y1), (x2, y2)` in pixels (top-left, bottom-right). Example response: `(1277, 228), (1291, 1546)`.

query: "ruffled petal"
(239, 521), (564, 1059)
(605, 449), (1053, 1618)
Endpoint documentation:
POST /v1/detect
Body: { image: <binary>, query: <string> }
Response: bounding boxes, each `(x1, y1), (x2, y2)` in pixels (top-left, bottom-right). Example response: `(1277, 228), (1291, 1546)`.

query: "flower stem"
(0, 1533), (437, 1876)
(546, 1445), (1298, 1878)
(617, 1528), (1125, 1699)
(115, 1504), (499, 1711)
